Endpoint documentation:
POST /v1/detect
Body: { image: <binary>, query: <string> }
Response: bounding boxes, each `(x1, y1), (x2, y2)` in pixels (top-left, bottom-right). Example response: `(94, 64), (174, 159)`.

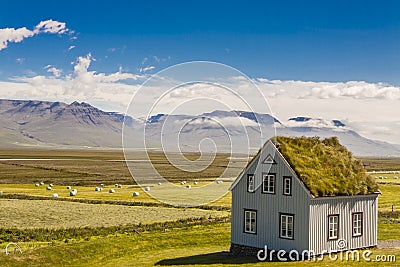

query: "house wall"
(309, 195), (378, 255)
(231, 141), (311, 252)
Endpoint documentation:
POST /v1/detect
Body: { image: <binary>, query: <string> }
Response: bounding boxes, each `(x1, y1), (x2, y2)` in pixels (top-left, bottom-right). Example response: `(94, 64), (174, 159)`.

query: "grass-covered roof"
(273, 136), (378, 197)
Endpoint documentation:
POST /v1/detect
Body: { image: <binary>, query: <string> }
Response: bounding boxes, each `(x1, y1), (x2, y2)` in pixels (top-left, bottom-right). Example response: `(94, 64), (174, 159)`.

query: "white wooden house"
(229, 136), (379, 257)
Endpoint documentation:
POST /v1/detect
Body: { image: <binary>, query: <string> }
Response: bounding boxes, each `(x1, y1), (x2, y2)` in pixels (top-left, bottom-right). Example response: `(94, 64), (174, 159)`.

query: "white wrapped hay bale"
(35, 183), (40, 187)
(114, 183), (119, 187)
(158, 182), (162, 186)
(180, 181), (186, 185)
(100, 183), (105, 187)
(109, 188), (115, 193)
(194, 182), (198, 185)
(46, 186), (52, 190)
(40, 182), (44, 185)
(186, 185), (191, 189)
(394, 176), (398, 179)
(49, 183), (53, 187)
(133, 192), (139, 196)
(70, 189), (77, 196)
(117, 184), (122, 188)
(52, 193), (58, 199)
(66, 186), (71, 190)
(144, 186), (150, 192)
(95, 187), (101, 191)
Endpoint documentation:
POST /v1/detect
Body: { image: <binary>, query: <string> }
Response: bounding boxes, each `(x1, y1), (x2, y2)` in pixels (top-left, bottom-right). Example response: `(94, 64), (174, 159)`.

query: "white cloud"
(0, 20), (68, 51)
(139, 66), (155, 73)
(68, 45), (75, 51)
(44, 65), (62, 78)
(253, 78), (400, 100)
(34, 19), (67, 34)
(16, 57), (25, 63)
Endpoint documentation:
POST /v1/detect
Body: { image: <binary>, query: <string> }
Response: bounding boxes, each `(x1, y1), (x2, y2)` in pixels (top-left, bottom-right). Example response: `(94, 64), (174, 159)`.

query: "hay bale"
(144, 186), (150, 192)
(46, 186), (52, 190)
(49, 183), (53, 187)
(133, 192), (140, 196)
(117, 184), (122, 188)
(35, 183), (40, 187)
(109, 188), (115, 193)
(100, 183), (105, 187)
(95, 187), (102, 191)
(186, 185), (191, 189)
(158, 182), (162, 186)
(70, 189), (77, 196)
(194, 182), (198, 185)
(394, 176), (398, 179)
(115, 183), (119, 187)
(180, 181), (186, 185)
(52, 193), (58, 199)
(66, 186), (71, 189)
(40, 182), (44, 185)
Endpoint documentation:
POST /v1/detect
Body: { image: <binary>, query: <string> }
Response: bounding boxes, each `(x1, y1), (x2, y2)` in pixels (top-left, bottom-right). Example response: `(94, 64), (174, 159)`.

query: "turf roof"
(273, 136), (378, 197)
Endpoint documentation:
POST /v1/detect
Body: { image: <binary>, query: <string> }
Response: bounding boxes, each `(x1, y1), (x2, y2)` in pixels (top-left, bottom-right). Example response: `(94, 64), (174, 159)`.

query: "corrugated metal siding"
(231, 142), (310, 252)
(309, 195), (378, 255)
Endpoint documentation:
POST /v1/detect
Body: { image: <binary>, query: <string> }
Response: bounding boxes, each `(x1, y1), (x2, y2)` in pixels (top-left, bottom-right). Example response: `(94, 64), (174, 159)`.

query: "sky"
(0, 0), (399, 144)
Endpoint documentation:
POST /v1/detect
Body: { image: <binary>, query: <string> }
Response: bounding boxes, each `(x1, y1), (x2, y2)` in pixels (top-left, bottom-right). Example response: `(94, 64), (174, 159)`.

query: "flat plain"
(0, 148), (398, 266)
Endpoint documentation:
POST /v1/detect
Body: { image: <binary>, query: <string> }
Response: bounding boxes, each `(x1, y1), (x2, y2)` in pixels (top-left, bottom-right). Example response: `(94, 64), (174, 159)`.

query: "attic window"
(262, 173), (275, 194)
(262, 154), (276, 164)
(247, 174), (255, 193)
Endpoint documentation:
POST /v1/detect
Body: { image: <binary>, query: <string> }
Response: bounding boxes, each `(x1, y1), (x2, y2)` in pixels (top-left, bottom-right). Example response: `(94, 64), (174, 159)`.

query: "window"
(262, 154), (276, 164)
(244, 209), (257, 234)
(262, 173), (275, 194)
(247, 174), (255, 192)
(328, 215), (339, 240)
(283, 176), (292, 195)
(353, 212), (363, 237)
(280, 213), (294, 239)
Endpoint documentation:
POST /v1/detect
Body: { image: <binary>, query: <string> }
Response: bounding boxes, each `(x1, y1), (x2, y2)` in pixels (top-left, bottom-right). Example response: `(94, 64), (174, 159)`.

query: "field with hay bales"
(0, 148), (399, 266)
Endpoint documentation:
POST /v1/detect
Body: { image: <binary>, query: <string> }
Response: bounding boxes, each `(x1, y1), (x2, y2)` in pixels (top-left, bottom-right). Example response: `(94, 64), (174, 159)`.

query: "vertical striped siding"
(231, 143), (310, 252)
(309, 195), (378, 254)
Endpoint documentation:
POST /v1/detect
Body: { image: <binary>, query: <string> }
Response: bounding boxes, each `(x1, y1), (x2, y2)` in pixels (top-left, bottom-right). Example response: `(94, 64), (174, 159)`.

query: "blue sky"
(0, 0), (400, 144)
(1, 0), (399, 84)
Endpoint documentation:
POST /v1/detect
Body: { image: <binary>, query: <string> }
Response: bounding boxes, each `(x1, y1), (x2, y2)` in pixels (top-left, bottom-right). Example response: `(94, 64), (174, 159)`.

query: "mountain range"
(0, 99), (399, 156)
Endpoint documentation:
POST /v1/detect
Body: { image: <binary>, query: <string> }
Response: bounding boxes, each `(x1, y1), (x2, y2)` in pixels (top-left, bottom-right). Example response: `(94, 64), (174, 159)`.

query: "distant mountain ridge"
(0, 99), (399, 156)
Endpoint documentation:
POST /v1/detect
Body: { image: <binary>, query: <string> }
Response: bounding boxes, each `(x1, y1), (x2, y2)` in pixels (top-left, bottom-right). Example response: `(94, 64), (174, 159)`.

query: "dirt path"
(377, 240), (400, 248)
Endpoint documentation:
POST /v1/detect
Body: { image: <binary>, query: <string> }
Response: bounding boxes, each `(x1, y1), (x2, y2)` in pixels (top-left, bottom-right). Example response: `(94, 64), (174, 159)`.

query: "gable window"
(328, 215), (339, 240)
(280, 213), (294, 239)
(244, 209), (257, 234)
(283, 176), (292, 195)
(262, 154), (276, 164)
(262, 173), (275, 194)
(352, 212), (363, 237)
(247, 174), (255, 193)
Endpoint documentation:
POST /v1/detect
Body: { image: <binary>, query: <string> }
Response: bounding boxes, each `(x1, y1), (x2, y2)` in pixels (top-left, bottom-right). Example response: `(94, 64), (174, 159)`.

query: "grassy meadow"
(0, 148), (398, 266)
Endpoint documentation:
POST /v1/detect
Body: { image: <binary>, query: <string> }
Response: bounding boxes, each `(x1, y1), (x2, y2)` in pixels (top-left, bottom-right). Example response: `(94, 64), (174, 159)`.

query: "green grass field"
(0, 148), (398, 266)
(0, 223), (399, 267)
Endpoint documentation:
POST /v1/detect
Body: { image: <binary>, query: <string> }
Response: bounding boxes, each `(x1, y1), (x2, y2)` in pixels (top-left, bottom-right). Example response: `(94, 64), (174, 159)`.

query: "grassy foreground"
(0, 223), (399, 267)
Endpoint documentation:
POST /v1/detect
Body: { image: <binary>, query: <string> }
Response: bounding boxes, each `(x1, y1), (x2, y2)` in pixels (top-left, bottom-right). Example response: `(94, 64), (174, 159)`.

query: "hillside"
(0, 99), (399, 156)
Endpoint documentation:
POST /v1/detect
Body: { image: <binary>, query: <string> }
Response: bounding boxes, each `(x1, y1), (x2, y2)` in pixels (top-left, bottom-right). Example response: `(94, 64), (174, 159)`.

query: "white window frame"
(280, 213), (294, 239)
(283, 176), (291, 195)
(244, 210), (257, 234)
(353, 212), (362, 237)
(247, 174), (255, 193)
(328, 215), (339, 240)
(262, 173), (275, 194)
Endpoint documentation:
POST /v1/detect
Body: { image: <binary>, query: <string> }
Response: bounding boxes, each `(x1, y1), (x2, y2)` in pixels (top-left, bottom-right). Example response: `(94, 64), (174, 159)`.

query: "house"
(229, 136), (379, 258)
